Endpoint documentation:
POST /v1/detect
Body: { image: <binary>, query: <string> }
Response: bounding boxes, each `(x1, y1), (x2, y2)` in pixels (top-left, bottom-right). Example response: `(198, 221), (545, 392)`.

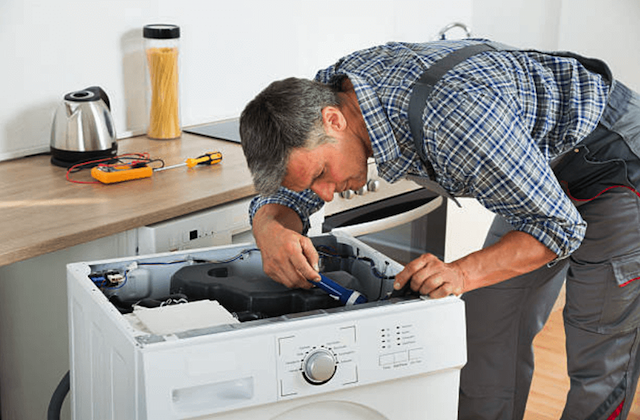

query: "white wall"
(471, 0), (640, 91)
(556, 0), (640, 92)
(0, 0), (472, 162)
(471, 0), (562, 50)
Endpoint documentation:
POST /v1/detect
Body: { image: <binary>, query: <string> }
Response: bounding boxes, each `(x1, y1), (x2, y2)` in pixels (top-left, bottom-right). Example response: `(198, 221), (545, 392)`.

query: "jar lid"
(143, 24), (180, 39)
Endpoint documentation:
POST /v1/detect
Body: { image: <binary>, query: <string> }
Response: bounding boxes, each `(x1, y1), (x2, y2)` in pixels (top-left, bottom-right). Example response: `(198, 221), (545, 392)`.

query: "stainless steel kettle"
(50, 86), (117, 167)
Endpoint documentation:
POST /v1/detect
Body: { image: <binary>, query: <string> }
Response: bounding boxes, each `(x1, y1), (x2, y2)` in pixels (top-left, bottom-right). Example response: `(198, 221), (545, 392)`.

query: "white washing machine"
(67, 231), (466, 419)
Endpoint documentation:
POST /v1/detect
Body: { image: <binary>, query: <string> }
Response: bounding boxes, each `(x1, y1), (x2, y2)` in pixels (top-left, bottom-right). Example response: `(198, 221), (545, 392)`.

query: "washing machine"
(67, 231), (466, 419)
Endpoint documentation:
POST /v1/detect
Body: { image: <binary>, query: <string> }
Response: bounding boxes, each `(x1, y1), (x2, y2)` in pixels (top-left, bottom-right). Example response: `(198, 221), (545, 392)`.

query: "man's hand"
(394, 254), (466, 298)
(252, 204), (320, 289)
(394, 231), (557, 298)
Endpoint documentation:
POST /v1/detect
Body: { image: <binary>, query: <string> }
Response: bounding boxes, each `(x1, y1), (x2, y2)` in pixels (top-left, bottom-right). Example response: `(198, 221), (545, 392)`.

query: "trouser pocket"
(599, 250), (640, 332)
(553, 125), (639, 202)
(566, 191), (640, 335)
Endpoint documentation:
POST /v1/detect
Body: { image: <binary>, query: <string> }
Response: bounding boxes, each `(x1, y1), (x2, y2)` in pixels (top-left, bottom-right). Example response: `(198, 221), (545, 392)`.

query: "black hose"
(47, 370), (70, 420)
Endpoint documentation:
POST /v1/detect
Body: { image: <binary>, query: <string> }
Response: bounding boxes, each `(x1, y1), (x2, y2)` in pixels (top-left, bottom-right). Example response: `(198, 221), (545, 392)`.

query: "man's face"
(282, 136), (369, 202)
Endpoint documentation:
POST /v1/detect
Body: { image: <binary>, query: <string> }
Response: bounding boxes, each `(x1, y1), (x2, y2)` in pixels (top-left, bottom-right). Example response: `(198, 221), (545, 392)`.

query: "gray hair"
(239, 77), (341, 195)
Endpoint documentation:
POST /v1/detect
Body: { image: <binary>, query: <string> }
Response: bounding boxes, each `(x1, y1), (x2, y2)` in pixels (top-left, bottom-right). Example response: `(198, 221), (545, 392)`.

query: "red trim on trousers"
(607, 400), (625, 419)
(563, 184), (640, 203)
(619, 277), (640, 287)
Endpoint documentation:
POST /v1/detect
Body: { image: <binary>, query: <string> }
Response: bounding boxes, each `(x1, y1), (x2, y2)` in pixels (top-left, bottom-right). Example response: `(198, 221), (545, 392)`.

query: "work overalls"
(408, 41), (640, 420)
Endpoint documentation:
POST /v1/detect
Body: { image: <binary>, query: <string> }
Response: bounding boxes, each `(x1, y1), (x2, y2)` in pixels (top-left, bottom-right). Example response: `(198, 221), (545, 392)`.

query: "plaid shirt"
(249, 39), (609, 259)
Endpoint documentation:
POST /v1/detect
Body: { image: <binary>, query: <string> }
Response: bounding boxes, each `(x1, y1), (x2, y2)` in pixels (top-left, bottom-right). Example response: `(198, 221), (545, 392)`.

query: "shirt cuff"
(517, 217), (586, 261)
(248, 188), (324, 235)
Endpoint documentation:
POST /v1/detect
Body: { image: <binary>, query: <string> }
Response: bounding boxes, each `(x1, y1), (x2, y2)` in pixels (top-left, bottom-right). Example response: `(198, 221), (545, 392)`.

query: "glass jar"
(143, 24), (181, 140)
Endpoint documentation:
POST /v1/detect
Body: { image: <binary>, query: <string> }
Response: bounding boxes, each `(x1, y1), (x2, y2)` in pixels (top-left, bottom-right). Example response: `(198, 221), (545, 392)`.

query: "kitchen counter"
(0, 131), (257, 267)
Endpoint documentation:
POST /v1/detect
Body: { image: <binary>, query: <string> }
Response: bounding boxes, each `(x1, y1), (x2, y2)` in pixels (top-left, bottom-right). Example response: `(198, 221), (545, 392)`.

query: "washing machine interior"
(93, 235), (405, 323)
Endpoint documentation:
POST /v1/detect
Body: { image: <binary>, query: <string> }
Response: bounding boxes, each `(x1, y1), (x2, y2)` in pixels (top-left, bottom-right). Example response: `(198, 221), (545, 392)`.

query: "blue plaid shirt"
(249, 39), (609, 259)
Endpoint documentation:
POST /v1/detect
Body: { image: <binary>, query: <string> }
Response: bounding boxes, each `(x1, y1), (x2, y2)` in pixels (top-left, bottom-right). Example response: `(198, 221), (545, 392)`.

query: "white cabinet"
(0, 232), (137, 420)
(0, 198), (256, 420)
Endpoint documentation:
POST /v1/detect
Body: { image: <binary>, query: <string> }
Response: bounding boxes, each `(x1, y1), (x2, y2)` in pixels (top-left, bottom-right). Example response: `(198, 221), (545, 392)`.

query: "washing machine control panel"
(274, 301), (464, 400)
(276, 324), (359, 397)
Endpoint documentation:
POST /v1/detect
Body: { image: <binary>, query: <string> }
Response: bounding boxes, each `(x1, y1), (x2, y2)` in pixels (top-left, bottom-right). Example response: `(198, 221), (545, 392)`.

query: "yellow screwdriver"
(154, 151), (223, 172)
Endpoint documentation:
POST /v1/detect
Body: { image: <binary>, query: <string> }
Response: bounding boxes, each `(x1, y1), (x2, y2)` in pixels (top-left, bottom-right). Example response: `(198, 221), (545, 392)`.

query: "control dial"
(339, 190), (354, 199)
(367, 179), (381, 192)
(302, 348), (337, 385)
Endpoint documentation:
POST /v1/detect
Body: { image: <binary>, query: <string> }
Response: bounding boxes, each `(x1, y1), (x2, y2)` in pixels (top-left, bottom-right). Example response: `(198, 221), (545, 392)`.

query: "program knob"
(302, 349), (337, 385)
(355, 185), (368, 195)
(339, 190), (355, 199)
(367, 179), (381, 192)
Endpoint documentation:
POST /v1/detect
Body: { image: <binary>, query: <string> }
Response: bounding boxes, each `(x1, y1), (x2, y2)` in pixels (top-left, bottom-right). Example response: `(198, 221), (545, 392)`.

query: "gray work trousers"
(459, 81), (640, 420)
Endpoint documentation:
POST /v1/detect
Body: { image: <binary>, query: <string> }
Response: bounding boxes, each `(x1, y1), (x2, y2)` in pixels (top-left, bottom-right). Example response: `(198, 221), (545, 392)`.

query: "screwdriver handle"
(185, 152), (223, 168)
(310, 274), (368, 306)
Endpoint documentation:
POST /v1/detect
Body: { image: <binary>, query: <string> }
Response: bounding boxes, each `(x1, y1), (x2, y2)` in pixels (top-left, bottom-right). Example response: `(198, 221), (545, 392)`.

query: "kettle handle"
(84, 86), (111, 111)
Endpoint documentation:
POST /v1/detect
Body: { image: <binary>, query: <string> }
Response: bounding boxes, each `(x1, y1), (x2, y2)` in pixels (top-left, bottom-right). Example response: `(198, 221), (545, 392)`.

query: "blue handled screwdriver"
(309, 274), (368, 306)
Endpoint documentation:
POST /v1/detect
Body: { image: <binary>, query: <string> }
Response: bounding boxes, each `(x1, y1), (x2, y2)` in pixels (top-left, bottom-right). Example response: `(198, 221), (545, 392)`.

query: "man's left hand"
(394, 253), (466, 298)
(393, 231), (557, 299)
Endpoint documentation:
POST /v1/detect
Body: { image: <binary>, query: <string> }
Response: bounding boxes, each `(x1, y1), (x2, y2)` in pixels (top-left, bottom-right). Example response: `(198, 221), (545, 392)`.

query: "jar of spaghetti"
(143, 24), (181, 139)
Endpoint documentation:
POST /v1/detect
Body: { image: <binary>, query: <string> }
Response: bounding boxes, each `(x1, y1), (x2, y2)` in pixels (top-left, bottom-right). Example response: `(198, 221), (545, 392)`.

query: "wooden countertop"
(0, 131), (257, 267)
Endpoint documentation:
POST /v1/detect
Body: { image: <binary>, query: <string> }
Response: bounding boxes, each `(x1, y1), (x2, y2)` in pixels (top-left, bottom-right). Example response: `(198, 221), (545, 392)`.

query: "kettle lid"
(64, 86), (111, 110)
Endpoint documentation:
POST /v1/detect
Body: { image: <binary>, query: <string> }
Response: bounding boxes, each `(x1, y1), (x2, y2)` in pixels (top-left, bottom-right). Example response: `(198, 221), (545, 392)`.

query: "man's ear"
(321, 106), (347, 135)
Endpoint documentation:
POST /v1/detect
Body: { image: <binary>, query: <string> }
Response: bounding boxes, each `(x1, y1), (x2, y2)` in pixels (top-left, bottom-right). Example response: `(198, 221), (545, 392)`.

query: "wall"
(0, 0), (472, 162)
(471, 0), (640, 91)
(471, 0), (562, 50)
(556, 0), (640, 92)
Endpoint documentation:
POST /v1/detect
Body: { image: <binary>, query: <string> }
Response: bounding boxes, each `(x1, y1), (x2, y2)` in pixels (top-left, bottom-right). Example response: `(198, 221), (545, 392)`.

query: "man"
(239, 39), (640, 420)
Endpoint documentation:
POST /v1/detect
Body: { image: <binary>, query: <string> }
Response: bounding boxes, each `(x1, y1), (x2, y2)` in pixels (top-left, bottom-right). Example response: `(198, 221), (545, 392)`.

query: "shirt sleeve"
(248, 188), (325, 235)
(426, 87), (586, 259)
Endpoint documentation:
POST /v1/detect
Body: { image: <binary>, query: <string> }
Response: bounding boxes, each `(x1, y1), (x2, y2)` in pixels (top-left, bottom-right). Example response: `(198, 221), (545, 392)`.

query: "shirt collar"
(347, 73), (400, 165)
(347, 72), (419, 183)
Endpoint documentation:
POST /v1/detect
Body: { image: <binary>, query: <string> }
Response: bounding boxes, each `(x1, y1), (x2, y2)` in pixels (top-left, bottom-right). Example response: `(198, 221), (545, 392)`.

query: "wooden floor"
(524, 298), (640, 419)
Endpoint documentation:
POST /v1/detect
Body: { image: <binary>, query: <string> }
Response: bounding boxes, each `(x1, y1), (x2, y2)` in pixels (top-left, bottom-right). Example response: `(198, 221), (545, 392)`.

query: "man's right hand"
(252, 204), (320, 289)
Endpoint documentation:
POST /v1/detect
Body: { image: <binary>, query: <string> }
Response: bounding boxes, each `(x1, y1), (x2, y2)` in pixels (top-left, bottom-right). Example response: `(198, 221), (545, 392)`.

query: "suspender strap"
(408, 41), (613, 178)
(409, 43), (498, 175)
(406, 41), (616, 207)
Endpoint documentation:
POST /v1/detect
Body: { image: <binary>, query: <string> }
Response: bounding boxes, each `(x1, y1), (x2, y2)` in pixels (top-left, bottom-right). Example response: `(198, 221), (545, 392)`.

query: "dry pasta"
(146, 47), (181, 139)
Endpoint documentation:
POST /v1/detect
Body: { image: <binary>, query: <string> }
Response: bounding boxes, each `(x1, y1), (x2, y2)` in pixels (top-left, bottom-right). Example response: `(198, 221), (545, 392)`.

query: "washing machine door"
(272, 401), (388, 420)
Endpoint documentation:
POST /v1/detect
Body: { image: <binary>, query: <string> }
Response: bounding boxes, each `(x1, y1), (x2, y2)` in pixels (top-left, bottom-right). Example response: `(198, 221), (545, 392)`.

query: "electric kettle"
(50, 86), (117, 167)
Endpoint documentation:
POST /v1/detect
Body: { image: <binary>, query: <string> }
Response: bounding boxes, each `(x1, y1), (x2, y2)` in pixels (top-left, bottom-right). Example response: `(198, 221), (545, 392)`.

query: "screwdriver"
(155, 151), (223, 172)
(308, 274), (368, 306)
(91, 151), (222, 184)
